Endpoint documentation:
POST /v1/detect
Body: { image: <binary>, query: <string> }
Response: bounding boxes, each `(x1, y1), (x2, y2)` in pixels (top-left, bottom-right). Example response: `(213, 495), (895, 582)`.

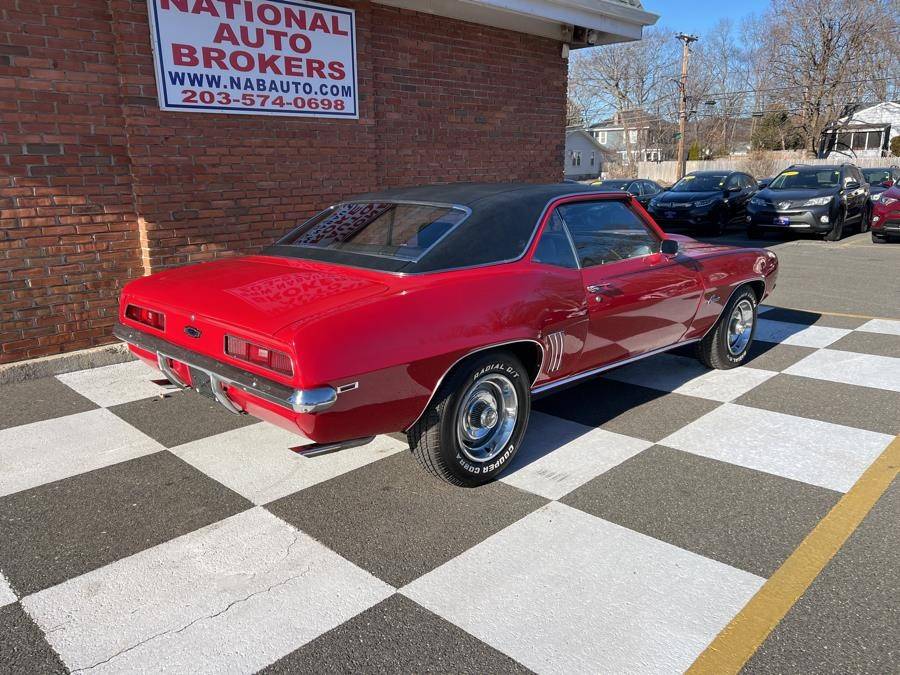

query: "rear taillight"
(125, 304), (165, 331)
(225, 335), (293, 376)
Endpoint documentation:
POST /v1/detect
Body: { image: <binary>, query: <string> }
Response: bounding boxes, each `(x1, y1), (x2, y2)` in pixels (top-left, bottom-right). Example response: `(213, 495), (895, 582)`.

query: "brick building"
(0, 0), (656, 365)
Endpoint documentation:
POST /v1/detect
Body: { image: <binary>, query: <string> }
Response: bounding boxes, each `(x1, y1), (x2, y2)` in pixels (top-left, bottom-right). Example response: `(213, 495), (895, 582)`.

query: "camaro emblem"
(184, 325), (202, 338)
(778, 201), (791, 210)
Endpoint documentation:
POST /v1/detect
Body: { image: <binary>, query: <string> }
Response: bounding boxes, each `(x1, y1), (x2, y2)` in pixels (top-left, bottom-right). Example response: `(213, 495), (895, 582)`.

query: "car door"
(555, 198), (704, 370)
(842, 167), (865, 221)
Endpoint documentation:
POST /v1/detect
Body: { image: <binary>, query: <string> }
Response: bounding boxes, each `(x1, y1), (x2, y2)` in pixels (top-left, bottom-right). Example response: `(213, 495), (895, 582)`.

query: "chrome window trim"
(266, 191), (628, 278)
(403, 338), (547, 432)
(275, 200), (473, 265)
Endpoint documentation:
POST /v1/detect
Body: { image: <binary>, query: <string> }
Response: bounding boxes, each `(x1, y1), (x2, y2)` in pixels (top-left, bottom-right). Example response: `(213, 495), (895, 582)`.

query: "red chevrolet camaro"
(116, 183), (778, 487)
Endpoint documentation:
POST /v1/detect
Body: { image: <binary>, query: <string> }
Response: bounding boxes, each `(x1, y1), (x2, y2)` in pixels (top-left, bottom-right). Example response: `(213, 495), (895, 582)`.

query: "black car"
(747, 164), (870, 241)
(647, 170), (757, 235)
(590, 178), (664, 207)
(862, 166), (900, 203)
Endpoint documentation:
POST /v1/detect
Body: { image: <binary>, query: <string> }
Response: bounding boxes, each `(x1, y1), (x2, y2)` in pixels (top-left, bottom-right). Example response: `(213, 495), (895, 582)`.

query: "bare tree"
(751, 0), (897, 155)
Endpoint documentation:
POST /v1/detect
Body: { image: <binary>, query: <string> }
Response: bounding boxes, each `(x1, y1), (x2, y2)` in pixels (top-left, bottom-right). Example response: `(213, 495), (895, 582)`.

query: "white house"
(819, 101), (900, 159)
(564, 128), (614, 180)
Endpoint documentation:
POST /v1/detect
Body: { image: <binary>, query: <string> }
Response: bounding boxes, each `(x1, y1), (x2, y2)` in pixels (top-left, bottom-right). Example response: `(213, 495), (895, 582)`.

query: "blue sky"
(641, 0), (766, 36)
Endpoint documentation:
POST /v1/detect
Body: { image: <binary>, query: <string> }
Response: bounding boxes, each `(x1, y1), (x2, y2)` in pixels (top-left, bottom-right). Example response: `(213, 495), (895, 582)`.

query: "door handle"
(586, 283), (612, 294)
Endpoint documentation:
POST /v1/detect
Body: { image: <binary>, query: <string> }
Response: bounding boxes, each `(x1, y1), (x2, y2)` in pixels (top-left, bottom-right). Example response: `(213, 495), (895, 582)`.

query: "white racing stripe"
(785, 349), (900, 393)
(56, 360), (169, 407)
(754, 319), (851, 348)
(171, 423), (405, 505)
(501, 412), (650, 499)
(661, 404), (893, 493)
(24, 508), (394, 675)
(0, 409), (163, 498)
(602, 353), (777, 402)
(403, 502), (764, 675)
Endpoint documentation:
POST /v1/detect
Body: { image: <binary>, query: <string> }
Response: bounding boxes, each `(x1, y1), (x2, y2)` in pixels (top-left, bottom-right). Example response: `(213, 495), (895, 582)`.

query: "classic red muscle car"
(115, 183), (778, 487)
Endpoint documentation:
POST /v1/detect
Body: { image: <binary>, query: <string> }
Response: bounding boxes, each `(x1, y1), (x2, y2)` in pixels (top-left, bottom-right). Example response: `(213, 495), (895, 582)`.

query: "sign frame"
(146, 0), (359, 119)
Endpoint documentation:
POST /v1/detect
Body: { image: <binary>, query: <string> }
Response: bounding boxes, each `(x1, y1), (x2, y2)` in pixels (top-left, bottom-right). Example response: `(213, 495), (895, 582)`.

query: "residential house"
(819, 101), (900, 159)
(564, 128), (614, 180)
(587, 110), (668, 163)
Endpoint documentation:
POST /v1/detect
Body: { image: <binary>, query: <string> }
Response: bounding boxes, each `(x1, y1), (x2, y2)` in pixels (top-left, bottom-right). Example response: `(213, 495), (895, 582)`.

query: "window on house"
(590, 152), (595, 166)
(598, 131), (607, 145)
(629, 130), (638, 144)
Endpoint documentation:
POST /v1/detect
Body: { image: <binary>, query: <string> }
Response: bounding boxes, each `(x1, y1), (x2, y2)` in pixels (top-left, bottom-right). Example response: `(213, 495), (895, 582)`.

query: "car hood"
(123, 256), (390, 336)
(653, 190), (722, 204)
(759, 188), (834, 201)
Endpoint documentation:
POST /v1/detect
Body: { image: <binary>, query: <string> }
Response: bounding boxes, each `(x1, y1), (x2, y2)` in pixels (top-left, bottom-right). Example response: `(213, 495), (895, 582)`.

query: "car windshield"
(769, 169), (840, 190)
(277, 202), (468, 262)
(592, 180), (629, 190)
(670, 174), (727, 192)
(862, 169), (892, 184)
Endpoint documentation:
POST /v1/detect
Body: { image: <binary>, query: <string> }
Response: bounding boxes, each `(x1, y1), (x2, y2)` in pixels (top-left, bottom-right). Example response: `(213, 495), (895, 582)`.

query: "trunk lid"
(124, 256), (390, 337)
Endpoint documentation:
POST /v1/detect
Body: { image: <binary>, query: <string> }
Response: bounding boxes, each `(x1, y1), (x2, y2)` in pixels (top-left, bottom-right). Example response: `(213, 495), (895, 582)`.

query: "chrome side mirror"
(661, 239), (679, 256)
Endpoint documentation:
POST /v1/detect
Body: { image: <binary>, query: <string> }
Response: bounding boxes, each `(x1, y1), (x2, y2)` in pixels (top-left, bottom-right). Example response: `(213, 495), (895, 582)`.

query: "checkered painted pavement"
(1, 307), (898, 674)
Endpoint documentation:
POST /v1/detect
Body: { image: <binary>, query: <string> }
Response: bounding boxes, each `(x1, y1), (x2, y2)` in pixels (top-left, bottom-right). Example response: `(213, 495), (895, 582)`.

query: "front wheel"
(824, 209), (845, 241)
(407, 351), (530, 487)
(696, 287), (758, 369)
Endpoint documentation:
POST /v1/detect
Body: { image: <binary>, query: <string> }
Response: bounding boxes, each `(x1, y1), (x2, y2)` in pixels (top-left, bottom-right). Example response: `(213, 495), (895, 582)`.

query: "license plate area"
(774, 216), (790, 226)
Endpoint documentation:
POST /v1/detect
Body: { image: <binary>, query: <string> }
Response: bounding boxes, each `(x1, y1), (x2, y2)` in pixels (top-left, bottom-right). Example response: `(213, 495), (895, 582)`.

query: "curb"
(0, 343), (134, 385)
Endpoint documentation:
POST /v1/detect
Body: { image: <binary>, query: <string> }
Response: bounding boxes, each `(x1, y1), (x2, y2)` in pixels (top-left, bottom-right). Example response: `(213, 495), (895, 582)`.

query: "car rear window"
(277, 202), (468, 263)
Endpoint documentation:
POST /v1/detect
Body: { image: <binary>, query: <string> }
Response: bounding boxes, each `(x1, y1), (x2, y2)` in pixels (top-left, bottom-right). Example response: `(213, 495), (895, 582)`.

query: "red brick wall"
(1, 1), (566, 364)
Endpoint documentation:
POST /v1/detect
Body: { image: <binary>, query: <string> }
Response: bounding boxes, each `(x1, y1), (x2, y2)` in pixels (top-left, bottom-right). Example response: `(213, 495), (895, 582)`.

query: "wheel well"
(745, 279), (765, 303)
(454, 341), (543, 386)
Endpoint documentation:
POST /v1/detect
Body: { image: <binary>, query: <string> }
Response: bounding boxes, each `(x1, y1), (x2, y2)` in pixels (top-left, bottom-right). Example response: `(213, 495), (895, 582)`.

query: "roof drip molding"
(373, 0), (659, 45)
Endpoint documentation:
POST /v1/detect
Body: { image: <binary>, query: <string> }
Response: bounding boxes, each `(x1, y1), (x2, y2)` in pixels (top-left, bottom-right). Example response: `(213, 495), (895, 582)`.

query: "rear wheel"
(824, 208), (845, 241)
(407, 351), (530, 487)
(696, 287), (757, 369)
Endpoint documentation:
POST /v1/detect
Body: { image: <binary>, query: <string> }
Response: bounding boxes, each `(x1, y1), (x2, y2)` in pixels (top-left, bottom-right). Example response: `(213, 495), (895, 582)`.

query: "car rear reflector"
(125, 304), (165, 331)
(225, 335), (293, 376)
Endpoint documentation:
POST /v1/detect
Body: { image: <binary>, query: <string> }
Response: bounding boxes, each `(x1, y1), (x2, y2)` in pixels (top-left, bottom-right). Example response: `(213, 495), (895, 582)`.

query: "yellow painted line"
(688, 435), (900, 675)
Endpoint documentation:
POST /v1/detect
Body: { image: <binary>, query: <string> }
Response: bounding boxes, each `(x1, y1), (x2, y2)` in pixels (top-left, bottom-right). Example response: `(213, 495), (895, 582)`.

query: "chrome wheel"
(456, 373), (518, 463)
(727, 298), (754, 355)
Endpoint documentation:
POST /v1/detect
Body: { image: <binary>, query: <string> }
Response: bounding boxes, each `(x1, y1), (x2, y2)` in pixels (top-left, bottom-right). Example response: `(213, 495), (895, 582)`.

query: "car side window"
(556, 200), (659, 268)
(627, 182), (642, 196)
(725, 175), (741, 190)
(532, 210), (578, 269)
(741, 175), (754, 189)
(644, 181), (660, 195)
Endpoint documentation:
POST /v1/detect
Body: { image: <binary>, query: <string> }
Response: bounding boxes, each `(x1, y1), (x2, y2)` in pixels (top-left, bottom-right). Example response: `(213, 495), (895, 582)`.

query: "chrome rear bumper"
(113, 322), (336, 414)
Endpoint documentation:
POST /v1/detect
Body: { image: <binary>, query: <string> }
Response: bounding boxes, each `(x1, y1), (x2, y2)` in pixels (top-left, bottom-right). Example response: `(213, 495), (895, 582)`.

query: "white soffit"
(374, 0), (659, 44)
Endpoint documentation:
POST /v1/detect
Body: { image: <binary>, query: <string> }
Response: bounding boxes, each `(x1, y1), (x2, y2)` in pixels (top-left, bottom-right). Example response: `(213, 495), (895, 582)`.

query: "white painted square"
(754, 319), (851, 348)
(171, 424), (406, 505)
(661, 404), (892, 492)
(0, 409), (164, 497)
(56, 360), (168, 407)
(785, 349), (900, 393)
(0, 570), (16, 608)
(603, 353), (777, 402)
(24, 508), (393, 675)
(857, 318), (900, 336)
(403, 502), (764, 675)
(501, 412), (651, 499)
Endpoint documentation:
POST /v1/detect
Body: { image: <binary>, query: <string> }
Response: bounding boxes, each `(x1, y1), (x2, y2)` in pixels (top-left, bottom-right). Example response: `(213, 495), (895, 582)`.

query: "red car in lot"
(871, 184), (900, 243)
(116, 183), (778, 487)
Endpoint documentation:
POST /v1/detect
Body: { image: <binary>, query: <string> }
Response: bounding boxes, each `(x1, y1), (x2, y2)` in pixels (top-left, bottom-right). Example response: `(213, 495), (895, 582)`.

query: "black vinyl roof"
(268, 182), (616, 273)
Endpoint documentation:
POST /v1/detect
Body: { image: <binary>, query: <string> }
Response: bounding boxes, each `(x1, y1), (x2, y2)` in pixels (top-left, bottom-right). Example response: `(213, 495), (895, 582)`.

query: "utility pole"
(675, 33), (698, 181)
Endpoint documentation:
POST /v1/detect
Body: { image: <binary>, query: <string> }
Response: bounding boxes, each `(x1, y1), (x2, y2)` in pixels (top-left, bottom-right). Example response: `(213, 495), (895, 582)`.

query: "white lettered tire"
(407, 351), (530, 487)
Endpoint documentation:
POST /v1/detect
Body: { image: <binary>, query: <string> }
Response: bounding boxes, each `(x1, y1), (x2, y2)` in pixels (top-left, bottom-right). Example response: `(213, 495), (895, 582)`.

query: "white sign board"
(147, 0), (357, 118)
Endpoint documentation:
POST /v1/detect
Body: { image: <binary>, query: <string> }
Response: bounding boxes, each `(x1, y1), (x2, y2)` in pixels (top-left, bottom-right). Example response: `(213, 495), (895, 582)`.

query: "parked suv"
(747, 164), (870, 241)
(862, 166), (900, 204)
(648, 170), (757, 235)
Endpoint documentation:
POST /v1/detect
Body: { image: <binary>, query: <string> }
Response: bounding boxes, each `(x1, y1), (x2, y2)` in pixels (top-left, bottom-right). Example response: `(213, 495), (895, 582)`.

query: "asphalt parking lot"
(1, 233), (898, 674)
